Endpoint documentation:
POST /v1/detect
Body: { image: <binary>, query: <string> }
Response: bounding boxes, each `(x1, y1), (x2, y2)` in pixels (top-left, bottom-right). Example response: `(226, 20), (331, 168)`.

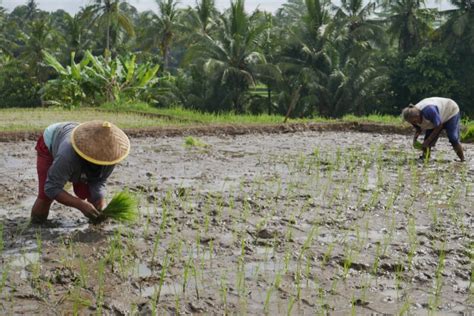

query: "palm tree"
(276, 0), (333, 116)
(25, 0), (40, 20)
(382, 0), (435, 55)
(154, 0), (182, 70)
(184, 0), (274, 113)
(88, 0), (135, 55)
(330, 0), (385, 59)
(20, 17), (59, 82)
(134, 0), (181, 70)
(183, 0), (218, 35)
(438, 0), (474, 53)
(0, 6), (12, 55)
(63, 12), (95, 61)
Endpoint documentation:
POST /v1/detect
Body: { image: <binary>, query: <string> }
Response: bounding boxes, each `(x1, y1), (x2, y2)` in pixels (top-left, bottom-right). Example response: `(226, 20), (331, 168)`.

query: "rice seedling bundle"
(413, 140), (423, 150)
(101, 191), (138, 222)
(184, 136), (209, 148)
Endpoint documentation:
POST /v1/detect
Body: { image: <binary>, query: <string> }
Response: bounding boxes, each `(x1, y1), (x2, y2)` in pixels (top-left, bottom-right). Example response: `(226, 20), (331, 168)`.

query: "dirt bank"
(0, 121), (413, 142)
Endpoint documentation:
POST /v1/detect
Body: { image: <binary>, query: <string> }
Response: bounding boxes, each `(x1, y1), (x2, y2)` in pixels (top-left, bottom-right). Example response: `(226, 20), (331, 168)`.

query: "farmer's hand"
(79, 200), (101, 220)
(92, 198), (106, 211)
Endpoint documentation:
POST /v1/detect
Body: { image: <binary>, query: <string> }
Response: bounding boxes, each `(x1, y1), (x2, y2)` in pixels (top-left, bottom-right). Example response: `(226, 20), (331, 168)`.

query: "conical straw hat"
(71, 121), (130, 165)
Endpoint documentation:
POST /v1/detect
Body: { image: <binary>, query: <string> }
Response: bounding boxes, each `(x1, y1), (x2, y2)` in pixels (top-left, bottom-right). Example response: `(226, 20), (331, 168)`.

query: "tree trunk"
(284, 85), (302, 123)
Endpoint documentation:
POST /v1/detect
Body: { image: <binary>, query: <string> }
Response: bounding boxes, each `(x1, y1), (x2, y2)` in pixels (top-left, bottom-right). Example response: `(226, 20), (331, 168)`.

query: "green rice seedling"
(71, 283), (92, 313)
(407, 217), (418, 271)
(184, 136), (209, 148)
(304, 256), (312, 288)
(343, 247), (355, 281)
(174, 293), (181, 314)
(101, 191), (138, 222)
(394, 258), (404, 297)
(287, 296), (296, 315)
(208, 239), (214, 267)
(220, 275), (228, 312)
(461, 124), (474, 142)
(0, 223), (3, 253)
(431, 244), (446, 310)
(398, 297), (411, 315)
(264, 270), (282, 313)
(236, 238), (246, 296)
(151, 286), (159, 314)
(0, 264), (9, 296)
(143, 209), (151, 239)
(372, 243), (382, 276)
(322, 242), (335, 266)
(155, 253), (169, 304)
(191, 259), (200, 300)
(96, 258), (106, 314)
(78, 256), (88, 288)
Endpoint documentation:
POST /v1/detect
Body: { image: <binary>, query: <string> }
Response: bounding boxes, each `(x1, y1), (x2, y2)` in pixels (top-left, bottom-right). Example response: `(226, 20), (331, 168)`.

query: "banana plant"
(42, 50), (160, 107)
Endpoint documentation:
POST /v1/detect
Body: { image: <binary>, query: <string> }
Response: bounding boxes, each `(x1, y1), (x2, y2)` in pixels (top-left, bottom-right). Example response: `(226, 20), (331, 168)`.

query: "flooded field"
(0, 131), (473, 314)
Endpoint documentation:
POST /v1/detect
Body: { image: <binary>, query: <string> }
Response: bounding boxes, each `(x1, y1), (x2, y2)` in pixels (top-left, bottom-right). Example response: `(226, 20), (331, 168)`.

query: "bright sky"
(1, 0), (453, 14)
(1, 0), (286, 13)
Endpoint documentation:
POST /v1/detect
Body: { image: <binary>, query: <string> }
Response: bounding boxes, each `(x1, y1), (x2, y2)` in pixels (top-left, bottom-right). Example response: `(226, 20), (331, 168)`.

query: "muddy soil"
(0, 131), (473, 315)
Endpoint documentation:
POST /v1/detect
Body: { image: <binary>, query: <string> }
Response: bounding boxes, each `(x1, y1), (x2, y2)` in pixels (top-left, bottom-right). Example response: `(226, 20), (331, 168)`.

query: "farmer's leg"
(31, 135), (53, 223)
(444, 113), (465, 161)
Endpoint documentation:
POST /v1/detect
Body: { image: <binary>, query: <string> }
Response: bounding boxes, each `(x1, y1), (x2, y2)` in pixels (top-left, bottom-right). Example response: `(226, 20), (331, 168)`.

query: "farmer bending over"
(402, 97), (465, 161)
(31, 120), (130, 223)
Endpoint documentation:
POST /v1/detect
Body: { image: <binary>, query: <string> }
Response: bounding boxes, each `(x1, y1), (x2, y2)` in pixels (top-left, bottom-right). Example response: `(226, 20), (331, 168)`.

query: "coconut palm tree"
(330, 0), (385, 59)
(184, 0), (274, 113)
(382, 0), (435, 55)
(135, 0), (182, 70)
(20, 17), (59, 82)
(88, 0), (135, 55)
(276, 0), (333, 116)
(438, 0), (474, 52)
(183, 0), (218, 35)
(153, 0), (182, 70)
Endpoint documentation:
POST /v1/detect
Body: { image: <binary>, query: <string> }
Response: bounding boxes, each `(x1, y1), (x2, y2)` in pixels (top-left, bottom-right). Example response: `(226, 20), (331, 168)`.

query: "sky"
(1, 0), (453, 14)
(1, 0), (286, 13)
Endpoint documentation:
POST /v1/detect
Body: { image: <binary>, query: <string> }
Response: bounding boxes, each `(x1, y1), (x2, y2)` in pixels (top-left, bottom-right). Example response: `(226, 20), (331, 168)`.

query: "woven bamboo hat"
(71, 120), (130, 165)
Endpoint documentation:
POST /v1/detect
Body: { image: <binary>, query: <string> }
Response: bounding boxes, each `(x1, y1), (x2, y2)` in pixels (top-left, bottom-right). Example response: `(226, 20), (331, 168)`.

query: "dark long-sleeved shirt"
(43, 122), (114, 202)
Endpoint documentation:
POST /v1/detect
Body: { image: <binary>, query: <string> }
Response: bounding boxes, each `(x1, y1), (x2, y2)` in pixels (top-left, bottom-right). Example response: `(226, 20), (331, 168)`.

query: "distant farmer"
(402, 97), (465, 161)
(31, 121), (130, 223)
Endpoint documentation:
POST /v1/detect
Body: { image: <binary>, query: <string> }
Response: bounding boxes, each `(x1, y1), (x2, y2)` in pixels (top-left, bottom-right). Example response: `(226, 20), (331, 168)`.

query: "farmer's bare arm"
(422, 124), (444, 148)
(91, 198), (106, 211)
(55, 191), (100, 219)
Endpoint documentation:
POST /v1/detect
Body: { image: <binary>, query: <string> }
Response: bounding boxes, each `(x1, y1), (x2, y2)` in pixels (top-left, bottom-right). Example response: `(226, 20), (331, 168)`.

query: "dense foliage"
(0, 0), (472, 117)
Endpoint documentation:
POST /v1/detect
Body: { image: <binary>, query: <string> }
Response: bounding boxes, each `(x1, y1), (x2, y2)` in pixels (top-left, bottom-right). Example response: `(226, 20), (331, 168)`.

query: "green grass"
(1, 105), (472, 134)
(0, 107), (183, 132)
(341, 114), (403, 125)
(461, 124), (474, 143)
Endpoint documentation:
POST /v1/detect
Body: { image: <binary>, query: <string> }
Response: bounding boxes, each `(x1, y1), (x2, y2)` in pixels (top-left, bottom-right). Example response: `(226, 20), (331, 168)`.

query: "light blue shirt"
(43, 122), (66, 150)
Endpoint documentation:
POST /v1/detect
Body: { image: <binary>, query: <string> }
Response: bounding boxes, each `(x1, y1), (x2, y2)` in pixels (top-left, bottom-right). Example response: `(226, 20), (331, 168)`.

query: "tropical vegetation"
(0, 0), (472, 118)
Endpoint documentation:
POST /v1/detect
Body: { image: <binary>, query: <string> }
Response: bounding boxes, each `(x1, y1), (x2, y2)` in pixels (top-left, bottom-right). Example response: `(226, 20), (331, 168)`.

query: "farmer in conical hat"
(31, 121), (130, 223)
(402, 97), (465, 162)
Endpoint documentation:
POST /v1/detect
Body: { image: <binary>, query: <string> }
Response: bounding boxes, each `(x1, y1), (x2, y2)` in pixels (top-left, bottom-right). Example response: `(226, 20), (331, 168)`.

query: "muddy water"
(0, 131), (473, 314)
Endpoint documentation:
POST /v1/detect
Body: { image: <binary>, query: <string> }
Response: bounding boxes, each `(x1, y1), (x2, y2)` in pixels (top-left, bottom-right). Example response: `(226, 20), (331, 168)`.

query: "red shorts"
(35, 135), (91, 201)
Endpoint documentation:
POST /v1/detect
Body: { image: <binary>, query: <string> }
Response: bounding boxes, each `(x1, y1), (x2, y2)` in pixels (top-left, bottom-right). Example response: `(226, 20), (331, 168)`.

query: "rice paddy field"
(0, 129), (473, 314)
